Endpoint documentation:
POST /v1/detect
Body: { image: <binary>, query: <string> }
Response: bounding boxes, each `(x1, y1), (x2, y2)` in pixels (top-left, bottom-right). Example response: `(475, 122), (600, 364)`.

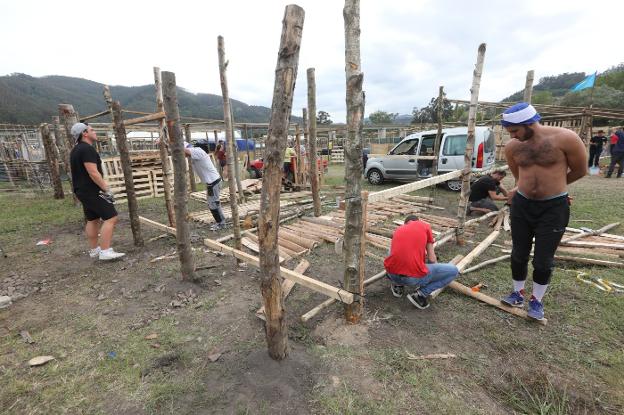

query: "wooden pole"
(294, 124), (302, 186)
(456, 43), (486, 245)
(257, 5), (305, 361)
(111, 101), (144, 247)
(343, 0), (366, 323)
(40, 123), (64, 199)
(183, 124), (198, 193)
(244, 124), (251, 174)
(431, 85), (444, 176)
(58, 105), (80, 201)
(154, 67), (176, 227)
(162, 71), (196, 281)
(307, 69), (321, 216)
(217, 36), (242, 253)
(523, 70), (534, 103)
(229, 109), (246, 202)
(302, 107), (310, 186)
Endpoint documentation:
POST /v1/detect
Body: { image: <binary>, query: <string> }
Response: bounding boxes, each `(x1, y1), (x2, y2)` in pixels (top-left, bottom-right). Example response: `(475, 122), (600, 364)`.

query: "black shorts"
(77, 192), (118, 221)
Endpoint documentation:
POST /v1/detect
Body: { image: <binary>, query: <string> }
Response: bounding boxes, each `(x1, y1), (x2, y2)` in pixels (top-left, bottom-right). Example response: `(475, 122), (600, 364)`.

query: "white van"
(364, 126), (496, 191)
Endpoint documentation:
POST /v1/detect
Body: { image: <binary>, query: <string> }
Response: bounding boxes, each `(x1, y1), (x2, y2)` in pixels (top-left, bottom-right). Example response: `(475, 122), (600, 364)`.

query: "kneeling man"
(384, 215), (459, 309)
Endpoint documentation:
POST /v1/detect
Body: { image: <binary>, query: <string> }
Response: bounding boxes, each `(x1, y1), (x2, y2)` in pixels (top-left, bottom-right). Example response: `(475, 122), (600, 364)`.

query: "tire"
(445, 179), (462, 192)
(367, 168), (384, 185)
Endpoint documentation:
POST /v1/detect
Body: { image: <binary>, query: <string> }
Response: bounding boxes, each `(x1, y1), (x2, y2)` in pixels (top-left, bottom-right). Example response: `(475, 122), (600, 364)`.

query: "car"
(364, 126), (497, 191)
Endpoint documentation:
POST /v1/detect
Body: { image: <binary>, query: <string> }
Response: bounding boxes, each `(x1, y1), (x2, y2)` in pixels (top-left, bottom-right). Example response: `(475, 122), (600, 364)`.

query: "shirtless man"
(500, 103), (587, 320)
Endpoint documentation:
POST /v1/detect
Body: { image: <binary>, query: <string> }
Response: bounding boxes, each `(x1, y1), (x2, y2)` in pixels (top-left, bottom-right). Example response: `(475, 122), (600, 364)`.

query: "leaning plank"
(461, 255), (511, 274)
(301, 270), (387, 322)
(446, 281), (547, 325)
(257, 259), (310, 320)
(203, 238), (354, 304)
(560, 222), (620, 244)
(139, 216), (176, 235)
(368, 170), (463, 203)
(456, 229), (501, 272)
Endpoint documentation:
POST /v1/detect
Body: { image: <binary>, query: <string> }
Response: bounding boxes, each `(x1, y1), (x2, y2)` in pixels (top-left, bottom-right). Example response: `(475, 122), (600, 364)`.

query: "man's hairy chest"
(511, 139), (562, 167)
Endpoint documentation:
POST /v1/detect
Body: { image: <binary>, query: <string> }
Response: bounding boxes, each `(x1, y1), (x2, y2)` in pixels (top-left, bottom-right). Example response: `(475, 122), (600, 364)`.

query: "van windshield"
(442, 134), (467, 156)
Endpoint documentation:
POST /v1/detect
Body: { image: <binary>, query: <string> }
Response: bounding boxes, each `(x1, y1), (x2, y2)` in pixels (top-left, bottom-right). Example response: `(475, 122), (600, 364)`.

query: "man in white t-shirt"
(184, 143), (226, 231)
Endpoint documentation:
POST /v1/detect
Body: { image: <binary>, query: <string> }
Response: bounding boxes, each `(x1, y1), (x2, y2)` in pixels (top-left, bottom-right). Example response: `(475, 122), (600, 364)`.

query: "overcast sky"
(2, 0), (622, 122)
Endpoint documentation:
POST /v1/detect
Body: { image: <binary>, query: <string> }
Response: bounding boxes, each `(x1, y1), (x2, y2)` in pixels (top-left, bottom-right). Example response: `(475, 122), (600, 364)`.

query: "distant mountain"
(0, 73), (285, 125)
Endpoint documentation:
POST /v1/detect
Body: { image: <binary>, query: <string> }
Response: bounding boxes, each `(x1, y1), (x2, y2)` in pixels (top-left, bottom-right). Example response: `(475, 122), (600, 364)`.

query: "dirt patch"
(313, 317), (370, 347)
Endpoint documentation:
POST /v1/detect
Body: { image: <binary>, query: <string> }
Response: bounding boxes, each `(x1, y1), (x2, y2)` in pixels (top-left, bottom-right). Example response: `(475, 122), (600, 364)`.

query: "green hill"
(0, 73), (279, 125)
(501, 64), (624, 109)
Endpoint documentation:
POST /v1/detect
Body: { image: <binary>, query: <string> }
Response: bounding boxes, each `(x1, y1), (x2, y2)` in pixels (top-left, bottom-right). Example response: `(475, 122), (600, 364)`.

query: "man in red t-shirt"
(384, 215), (459, 309)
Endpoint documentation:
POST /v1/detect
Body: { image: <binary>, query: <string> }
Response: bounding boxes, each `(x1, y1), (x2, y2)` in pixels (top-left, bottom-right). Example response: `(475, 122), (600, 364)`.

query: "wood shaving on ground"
(406, 352), (457, 360)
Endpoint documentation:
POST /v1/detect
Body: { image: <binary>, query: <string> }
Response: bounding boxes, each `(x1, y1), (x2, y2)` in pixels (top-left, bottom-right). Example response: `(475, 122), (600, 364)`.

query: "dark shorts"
(219, 159), (227, 167)
(77, 192), (118, 221)
(469, 198), (498, 211)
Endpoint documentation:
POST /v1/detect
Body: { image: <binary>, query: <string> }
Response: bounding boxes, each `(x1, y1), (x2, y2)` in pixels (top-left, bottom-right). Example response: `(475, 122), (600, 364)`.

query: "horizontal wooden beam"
(123, 111), (166, 126)
(368, 170), (462, 203)
(203, 238), (353, 304)
(80, 109), (111, 122)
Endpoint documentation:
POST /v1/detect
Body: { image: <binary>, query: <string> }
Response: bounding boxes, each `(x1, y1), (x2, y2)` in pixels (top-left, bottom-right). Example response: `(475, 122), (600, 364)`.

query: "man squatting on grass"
(468, 169), (509, 215)
(384, 215), (459, 309)
(501, 103), (587, 320)
(69, 123), (125, 261)
(184, 143), (227, 231)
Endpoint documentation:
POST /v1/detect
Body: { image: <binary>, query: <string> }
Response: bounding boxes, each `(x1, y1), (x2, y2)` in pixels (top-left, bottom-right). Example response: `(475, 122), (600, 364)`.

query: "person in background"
(468, 169), (508, 214)
(215, 140), (227, 180)
(606, 127), (624, 178)
(588, 130), (607, 168)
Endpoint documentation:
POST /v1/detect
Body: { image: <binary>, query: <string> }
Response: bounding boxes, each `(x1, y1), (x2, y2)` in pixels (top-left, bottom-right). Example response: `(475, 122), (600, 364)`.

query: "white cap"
(70, 123), (89, 142)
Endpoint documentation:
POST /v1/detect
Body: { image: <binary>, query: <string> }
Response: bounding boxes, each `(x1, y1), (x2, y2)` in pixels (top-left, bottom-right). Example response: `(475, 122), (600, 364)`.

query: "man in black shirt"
(468, 169), (508, 214)
(69, 123), (125, 261)
(588, 130), (607, 168)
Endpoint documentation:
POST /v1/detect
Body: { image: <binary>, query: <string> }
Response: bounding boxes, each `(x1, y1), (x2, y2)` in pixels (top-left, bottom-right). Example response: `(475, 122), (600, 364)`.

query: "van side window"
(442, 134), (467, 156)
(391, 139), (418, 155)
(420, 135), (436, 155)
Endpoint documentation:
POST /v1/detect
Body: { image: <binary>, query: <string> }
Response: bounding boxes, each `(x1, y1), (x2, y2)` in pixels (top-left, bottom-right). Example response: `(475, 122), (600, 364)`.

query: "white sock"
(513, 280), (526, 293)
(532, 283), (548, 302)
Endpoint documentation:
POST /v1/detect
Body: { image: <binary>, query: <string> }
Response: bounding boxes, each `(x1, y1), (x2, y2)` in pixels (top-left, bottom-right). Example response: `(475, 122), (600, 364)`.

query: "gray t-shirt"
(188, 147), (220, 184)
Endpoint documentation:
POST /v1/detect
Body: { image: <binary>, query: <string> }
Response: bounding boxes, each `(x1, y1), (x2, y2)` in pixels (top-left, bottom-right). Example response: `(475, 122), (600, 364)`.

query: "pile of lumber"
(189, 178), (263, 203)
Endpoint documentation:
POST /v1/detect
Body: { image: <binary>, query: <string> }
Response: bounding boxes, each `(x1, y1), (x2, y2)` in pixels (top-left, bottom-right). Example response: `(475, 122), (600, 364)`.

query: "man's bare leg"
(99, 216), (118, 250)
(85, 219), (100, 249)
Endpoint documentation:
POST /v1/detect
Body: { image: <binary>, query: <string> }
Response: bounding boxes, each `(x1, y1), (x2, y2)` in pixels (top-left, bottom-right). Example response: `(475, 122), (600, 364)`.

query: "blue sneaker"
(501, 290), (524, 308)
(527, 297), (545, 321)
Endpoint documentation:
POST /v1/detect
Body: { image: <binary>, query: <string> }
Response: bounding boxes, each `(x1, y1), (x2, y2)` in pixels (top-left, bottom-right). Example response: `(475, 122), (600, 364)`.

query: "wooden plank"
(560, 222), (620, 244)
(256, 259), (310, 320)
(139, 216), (176, 235)
(203, 238), (354, 304)
(456, 229), (501, 272)
(368, 170), (463, 203)
(123, 111), (165, 126)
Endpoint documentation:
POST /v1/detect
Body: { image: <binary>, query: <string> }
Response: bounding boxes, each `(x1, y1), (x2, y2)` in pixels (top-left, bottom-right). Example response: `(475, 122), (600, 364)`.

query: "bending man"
(184, 143), (227, 231)
(501, 103), (587, 320)
(384, 215), (459, 309)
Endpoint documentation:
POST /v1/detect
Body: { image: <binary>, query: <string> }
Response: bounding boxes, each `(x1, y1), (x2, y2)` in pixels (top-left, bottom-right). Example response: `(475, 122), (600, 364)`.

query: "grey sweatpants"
(207, 180), (225, 225)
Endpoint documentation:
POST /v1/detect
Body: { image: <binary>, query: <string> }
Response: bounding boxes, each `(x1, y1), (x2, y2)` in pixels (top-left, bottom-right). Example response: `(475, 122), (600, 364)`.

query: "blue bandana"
(501, 102), (541, 126)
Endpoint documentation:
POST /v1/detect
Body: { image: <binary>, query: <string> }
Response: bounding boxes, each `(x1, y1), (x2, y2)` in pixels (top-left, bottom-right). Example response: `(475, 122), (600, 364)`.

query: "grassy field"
(1, 169), (623, 414)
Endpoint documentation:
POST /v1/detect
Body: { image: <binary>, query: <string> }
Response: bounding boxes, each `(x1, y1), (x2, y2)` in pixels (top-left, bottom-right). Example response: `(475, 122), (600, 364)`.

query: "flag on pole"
(570, 72), (597, 92)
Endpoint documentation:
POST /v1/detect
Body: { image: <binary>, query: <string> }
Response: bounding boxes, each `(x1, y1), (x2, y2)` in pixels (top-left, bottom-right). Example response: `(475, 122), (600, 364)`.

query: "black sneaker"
(390, 284), (405, 298)
(407, 290), (430, 309)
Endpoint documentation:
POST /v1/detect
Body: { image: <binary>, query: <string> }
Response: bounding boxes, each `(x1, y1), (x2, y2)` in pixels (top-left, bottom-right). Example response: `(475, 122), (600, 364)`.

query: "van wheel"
(445, 179), (462, 192)
(367, 169), (384, 185)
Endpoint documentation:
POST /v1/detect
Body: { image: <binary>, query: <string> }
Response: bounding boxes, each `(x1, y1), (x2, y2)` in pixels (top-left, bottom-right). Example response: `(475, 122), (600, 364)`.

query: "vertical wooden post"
(244, 124), (251, 173)
(456, 43), (486, 244)
(306, 69), (321, 216)
(40, 123), (64, 199)
(229, 110), (246, 202)
(154, 67), (176, 227)
(258, 5), (304, 361)
(294, 124), (303, 186)
(183, 124), (198, 193)
(431, 86), (444, 177)
(162, 71), (196, 281)
(523, 70), (534, 103)
(111, 101), (144, 247)
(343, 0), (366, 323)
(58, 105), (80, 200)
(302, 108), (309, 185)
(217, 36), (242, 252)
